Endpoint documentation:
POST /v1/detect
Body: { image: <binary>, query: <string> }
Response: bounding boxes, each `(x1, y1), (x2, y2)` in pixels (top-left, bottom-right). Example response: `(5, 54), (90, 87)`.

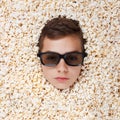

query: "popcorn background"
(0, 0), (120, 119)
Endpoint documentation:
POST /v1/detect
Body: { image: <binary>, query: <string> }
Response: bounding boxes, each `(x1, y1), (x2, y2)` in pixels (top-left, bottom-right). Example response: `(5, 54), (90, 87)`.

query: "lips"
(55, 77), (69, 82)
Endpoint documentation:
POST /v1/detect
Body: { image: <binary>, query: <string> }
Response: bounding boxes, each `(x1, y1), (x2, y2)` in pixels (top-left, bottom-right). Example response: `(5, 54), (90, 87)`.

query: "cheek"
(42, 66), (53, 78)
(42, 66), (49, 75)
(70, 67), (81, 77)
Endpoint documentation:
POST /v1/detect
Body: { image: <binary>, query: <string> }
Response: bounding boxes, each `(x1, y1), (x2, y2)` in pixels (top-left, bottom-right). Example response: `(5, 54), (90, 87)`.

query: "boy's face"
(41, 35), (82, 89)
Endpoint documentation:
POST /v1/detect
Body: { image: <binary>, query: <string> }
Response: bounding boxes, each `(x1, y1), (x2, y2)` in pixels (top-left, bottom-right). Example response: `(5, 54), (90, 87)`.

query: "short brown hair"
(37, 16), (86, 53)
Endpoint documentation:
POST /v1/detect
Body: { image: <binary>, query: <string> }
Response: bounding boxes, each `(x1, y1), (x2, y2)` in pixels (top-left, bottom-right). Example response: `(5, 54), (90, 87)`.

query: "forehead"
(41, 35), (82, 54)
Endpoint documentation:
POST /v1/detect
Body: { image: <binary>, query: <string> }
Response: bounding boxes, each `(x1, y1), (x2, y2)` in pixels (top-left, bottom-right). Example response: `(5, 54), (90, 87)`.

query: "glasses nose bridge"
(58, 54), (68, 65)
(59, 54), (66, 61)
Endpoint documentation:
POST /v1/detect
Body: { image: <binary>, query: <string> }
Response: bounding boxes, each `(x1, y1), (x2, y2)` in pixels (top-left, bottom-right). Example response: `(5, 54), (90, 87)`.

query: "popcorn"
(0, 0), (119, 119)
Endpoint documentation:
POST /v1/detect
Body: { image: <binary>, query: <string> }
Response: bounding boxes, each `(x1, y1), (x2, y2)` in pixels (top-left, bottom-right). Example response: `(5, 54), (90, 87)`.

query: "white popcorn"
(0, 0), (119, 119)
(0, 65), (9, 76)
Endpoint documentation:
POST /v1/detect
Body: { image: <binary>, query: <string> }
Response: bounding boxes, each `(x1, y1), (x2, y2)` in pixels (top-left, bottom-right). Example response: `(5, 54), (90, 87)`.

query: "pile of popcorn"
(0, 0), (119, 119)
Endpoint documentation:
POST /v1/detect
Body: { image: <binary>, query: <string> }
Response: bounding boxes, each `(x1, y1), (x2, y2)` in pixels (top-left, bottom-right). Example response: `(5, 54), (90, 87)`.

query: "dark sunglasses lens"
(41, 53), (59, 66)
(65, 53), (83, 66)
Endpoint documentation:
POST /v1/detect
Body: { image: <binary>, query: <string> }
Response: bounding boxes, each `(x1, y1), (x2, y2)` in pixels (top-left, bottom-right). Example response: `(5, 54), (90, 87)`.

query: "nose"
(56, 59), (68, 73)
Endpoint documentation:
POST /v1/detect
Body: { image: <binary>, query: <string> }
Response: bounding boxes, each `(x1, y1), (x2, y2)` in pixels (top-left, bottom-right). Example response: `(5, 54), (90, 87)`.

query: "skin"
(41, 34), (82, 89)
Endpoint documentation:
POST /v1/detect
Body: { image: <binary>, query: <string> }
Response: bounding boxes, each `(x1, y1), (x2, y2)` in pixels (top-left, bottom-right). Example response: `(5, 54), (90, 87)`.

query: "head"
(37, 16), (87, 90)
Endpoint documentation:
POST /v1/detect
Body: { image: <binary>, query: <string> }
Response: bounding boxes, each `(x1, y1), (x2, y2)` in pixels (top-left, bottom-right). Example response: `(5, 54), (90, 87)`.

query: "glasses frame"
(37, 51), (87, 67)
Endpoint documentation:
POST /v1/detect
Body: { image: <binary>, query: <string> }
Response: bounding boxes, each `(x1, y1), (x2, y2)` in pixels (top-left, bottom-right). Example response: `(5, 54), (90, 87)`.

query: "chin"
(54, 84), (72, 90)
(53, 85), (68, 90)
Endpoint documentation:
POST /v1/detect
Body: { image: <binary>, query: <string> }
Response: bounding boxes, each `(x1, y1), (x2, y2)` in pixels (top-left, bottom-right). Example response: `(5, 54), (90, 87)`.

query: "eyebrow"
(42, 50), (82, 53)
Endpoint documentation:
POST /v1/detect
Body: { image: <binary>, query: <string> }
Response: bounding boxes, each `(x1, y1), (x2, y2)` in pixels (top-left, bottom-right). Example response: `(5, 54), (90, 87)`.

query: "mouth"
(55, 77), (69, 82)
